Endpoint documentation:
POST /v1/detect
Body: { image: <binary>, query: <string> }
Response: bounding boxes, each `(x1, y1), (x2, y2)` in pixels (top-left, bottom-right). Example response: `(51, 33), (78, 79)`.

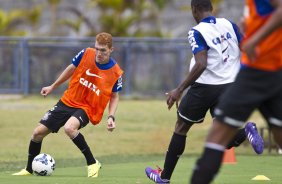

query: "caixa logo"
(212, 32), (232, 45)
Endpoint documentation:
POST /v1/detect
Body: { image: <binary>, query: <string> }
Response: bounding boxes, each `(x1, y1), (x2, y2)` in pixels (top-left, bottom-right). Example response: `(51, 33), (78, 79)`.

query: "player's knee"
(174, 119), (192, 136)
(32, 128), (45, 141)
(63, 125), (76, 138)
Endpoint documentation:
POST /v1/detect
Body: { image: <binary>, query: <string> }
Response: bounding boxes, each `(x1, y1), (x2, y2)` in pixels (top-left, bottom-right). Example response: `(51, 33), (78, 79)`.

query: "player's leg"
(211, 101), (262, 153)
(211, 105), (247, 150)
(145, 118), (192, 183)
(28, 124), (51, 173)
(191, 120), (238, 184)
(260, 83), (282, 151)
(13, 99), (66, 176)
(272, 127), (282, 148)
(13, 100), (78, 176)
(12, 124), (51, 175)
(192, 120), (264, 182)
(64, 115), (96, 166)
(236, 69), (282, 154)
(145, 83), (216, 183)
(190, 68), (278, 183)
(64, 109), (95, 165)
(226, 127), (246, 149)
(226, 122), (264, 154)
(160, 118), (192, 180)
(64, 109), (100, 177)
(268, 117), (282, 149)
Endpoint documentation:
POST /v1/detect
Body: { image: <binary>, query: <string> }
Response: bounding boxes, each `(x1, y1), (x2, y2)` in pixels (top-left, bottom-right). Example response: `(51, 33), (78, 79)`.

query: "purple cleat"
(145, 166), (170, 184)
(245, 122), (264, 154)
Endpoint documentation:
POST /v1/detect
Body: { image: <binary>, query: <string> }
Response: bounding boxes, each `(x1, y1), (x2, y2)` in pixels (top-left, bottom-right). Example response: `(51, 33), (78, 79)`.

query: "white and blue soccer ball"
(32, 153), (55, 176)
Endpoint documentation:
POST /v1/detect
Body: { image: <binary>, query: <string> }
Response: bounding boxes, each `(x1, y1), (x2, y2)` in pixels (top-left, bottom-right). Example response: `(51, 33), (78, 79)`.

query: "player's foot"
(12, 169), (32, 176)
(245, 122), (264, 154)
(88, 160), (101, 177)
(145, 166), (170, 184)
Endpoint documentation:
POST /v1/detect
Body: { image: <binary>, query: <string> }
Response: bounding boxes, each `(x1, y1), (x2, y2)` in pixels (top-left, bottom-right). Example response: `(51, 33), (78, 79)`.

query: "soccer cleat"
(145, 166), (170, 184)
(245, 122), (264, 154)
(88, 160), (102, 177)
(12, 169), (32, 176)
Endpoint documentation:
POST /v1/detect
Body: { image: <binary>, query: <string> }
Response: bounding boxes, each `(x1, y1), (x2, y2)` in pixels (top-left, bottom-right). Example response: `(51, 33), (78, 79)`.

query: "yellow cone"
(251, 175), (270, 181)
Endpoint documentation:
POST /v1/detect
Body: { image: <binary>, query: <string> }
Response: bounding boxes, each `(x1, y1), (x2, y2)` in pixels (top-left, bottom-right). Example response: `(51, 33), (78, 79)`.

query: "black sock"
(26, 140), (42, 173)
(161, 133), (186, 180)
(191, 146), (224, 184)
(72, 133), (95, 165)
(226, 128), (246, 149)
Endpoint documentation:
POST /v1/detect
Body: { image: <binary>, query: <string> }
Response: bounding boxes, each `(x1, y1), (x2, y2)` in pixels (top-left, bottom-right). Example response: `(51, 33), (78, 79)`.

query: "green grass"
(1, 155), (282, 184)
(0, 96), (281, 183)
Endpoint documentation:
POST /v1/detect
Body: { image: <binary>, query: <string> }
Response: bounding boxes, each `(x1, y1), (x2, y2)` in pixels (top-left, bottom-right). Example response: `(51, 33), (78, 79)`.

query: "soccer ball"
(32, 153), (55, 176)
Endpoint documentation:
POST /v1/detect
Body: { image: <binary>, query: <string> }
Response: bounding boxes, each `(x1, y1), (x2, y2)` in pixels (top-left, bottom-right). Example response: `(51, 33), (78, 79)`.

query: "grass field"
(0, 96), (281, 184)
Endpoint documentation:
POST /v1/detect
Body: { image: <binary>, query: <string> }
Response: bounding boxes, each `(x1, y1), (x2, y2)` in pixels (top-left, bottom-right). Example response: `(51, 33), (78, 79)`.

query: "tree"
(46, 0), (63, 36)
(60, 0), (169, 37)
(0, 7), (41, 36)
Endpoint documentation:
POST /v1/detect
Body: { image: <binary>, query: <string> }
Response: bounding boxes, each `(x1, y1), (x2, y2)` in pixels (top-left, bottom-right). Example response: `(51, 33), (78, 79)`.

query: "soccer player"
(13, 32), (123, 177)
(190, 0), (282, 183)
(145, 0), (264, 183)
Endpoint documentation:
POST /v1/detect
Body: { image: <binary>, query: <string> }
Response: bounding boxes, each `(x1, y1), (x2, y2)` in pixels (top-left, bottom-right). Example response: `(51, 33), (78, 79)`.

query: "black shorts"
(40, 100), (89, 133)
(178, 82), (232, 124)
(215, 67), (282, 128)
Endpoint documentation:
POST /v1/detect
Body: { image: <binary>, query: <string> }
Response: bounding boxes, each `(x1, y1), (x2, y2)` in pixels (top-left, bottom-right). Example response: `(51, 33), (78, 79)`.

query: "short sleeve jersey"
(188, 16), (242, 85)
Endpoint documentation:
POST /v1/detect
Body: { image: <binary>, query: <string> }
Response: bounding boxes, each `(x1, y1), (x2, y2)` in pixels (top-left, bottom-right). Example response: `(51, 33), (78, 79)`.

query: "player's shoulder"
(111, 58), (123, 74)
(216, 18), (234, 25)
(85, 47), (95, 53)
(193, 16), (217, 28)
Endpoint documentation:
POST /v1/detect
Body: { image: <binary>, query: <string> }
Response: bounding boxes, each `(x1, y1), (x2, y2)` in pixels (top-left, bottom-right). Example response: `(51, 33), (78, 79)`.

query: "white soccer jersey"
(188, 16), (241, 85)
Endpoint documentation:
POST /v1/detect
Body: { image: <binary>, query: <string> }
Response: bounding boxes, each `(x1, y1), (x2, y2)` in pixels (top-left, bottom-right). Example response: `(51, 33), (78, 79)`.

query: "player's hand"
(40, 86), (53, 97)
(107, 118), (116, 132)
(241, 39), (258, 62)
(166, 88), (182, 110)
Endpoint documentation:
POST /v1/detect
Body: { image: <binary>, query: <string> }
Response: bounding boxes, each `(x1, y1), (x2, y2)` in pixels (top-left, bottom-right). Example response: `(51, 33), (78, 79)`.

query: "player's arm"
(107, 76), (123, 132)
(50, 64), (76, 89)
(41, 64), (76, 96)
(166, 29), (208, 110)
(107, 92), (119, 132)
(242, 0), (282, 60)
(41, 49), (85, 97)
(166, 51), (207, 110)
(172, 50), (207, 96)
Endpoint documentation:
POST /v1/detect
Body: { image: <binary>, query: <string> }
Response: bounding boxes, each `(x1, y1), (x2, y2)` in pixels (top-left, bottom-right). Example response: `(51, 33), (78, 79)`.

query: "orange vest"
(61, 48), (123, 125)
(241, 0), (282, 71)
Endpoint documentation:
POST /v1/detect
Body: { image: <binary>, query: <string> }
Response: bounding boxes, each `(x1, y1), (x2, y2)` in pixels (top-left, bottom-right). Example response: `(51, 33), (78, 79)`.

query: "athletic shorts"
(40, 100), (89, 133)
(214, 67), (282, 128)
(178, 82), (232, 124)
